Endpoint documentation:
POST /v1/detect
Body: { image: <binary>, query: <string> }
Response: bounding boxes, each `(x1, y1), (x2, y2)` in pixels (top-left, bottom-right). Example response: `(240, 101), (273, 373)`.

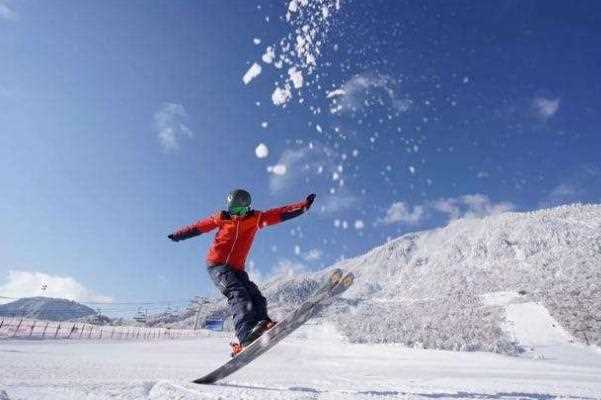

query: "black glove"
(305, 193), (316, 209)
(167, 234), (179, 242)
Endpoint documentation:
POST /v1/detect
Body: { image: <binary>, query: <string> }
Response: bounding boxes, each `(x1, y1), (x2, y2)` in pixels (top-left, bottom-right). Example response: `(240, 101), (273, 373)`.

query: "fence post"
(110, 327), (115, 339)
(67, 324), (76, 339)
(88, 325), (93, 339)
(79, 324), (85, 339)
(0, 319), (4, 330)
(12, 318), (23, 337)
(42, 322), (49, 338)
(99, 328), (103, 339)
(54, 323), (61, 338)
(29, 321), (37, 337)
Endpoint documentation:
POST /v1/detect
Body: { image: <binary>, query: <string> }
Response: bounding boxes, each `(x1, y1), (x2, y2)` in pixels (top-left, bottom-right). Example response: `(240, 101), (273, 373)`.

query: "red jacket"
(170, 199), (310, 271)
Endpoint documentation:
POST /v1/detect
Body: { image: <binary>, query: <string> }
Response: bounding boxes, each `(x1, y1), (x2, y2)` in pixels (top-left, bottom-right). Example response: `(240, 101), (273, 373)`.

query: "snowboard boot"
(244, 318), (277, 344)
(230, 319), (278, 357)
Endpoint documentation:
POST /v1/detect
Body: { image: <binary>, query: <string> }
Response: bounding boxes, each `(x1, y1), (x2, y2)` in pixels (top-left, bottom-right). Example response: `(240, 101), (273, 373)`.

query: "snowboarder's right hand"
(167, 234), (179, 242)
(305, 193), (316, 209)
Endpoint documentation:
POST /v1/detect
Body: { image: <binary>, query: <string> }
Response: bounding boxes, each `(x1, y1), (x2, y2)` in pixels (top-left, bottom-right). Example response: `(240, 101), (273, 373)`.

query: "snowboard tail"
(193, 268), (354, 384)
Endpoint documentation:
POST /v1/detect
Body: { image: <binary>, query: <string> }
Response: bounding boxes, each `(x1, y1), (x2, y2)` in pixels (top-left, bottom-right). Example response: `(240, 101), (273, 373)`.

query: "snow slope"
(325, 203), (601, 350)
(505, 302), (574, 348)
(1, 323), (600, 399)
(481, 291), (580, 359)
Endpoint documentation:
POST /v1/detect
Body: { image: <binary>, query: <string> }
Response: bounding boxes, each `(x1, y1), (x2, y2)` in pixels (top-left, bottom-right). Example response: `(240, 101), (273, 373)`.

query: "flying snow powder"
(262, 47), (276, 64)
(288, 67), (304, 89)
(272, 86), (292, 106)
(252, 0), (341, 106)
(242, 63), (262, 85)
(255, 143), (269, 159)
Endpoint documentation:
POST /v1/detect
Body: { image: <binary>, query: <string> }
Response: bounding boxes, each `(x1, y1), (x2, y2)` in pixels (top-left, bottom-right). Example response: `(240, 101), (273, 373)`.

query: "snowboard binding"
(230, 319), (278, 357)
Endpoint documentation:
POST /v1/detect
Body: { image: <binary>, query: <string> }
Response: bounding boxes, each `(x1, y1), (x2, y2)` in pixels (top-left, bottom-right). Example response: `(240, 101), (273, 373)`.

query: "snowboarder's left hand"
(305, 193), (316, 209)
(168, 234), (179, 242)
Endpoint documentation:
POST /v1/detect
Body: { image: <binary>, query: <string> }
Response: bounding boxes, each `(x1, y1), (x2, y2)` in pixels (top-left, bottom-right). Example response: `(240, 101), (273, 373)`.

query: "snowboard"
(193, 268), (354, 384)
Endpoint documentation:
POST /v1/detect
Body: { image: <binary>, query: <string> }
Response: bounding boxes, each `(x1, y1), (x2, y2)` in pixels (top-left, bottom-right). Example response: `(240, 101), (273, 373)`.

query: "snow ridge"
(0, 296), (97, 321)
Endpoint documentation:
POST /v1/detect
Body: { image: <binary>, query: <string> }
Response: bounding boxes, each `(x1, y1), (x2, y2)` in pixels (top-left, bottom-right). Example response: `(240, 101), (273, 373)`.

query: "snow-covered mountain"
(0, 297), (98, 321)
(326, 203), (601, 352)
(160, 204), (601, 354)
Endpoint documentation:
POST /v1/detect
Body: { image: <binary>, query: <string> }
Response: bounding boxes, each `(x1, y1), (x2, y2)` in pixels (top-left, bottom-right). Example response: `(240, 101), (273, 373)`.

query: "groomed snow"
(1, 323), (601, 399)
(504, 302), (575, 350)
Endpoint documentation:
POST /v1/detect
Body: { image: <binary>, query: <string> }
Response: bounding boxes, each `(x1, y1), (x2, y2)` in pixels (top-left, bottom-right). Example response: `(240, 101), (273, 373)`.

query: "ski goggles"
(229, 205), (250, 216)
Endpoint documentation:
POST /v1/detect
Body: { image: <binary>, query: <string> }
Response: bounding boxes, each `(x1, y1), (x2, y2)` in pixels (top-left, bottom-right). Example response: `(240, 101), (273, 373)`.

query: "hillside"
(328, 203), (601, 352)
(0, 297), (98, 321)
(160, 204), (601, 354)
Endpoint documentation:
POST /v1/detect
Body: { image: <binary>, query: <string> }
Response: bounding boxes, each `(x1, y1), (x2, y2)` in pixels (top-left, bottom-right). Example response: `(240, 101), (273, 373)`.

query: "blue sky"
(1, 1), (600, 313)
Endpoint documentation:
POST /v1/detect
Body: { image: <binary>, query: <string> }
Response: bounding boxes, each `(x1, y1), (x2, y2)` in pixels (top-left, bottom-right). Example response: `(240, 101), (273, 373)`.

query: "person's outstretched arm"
(168, 214), (219, 242)
(258, 194), (316, 229)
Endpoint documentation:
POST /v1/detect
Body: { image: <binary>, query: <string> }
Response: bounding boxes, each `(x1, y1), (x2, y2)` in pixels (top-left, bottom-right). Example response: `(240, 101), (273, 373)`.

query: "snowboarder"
(168, 189), (316, 354)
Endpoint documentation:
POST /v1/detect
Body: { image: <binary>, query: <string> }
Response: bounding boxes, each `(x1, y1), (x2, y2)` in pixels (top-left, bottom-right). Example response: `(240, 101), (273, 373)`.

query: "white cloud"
(540, 184), (579, 207)
(433, 194), (514, 220)
(154, 103), (193, 152)
(318, 192), (357, 214)
(268, 144), (328, 192)
(539, 165), (601, 208)
(379, 202), (425, 225)
(0, 270), (112, 304)
(267, 164), (287, 175)
(302, 249), (322, 261)
(0, 1), (17, 21)
(268, 143), (358, 214)
(380, 194), (514, 226)
(327, 72), (412, 115)
(532, 97), (560, 120)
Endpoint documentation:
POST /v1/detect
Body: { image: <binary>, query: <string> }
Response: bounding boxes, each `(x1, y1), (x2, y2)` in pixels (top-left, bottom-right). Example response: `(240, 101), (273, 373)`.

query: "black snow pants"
(207, 264), (268, 343)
